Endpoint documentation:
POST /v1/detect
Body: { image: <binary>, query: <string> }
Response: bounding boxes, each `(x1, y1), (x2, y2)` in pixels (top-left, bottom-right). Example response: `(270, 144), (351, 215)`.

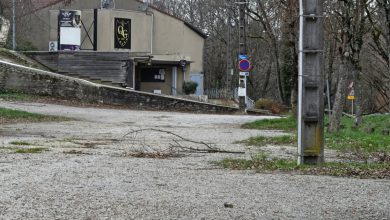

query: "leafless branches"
(122, 128), (244, 158)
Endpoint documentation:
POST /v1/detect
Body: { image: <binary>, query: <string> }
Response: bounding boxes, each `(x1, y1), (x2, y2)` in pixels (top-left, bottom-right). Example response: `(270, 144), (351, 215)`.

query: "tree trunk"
(273, 39), (285, 103)
(261, 60), (272, 97)
(290, 87), (298, 117)
(280, 0), (298, 106)
(329, 62), (348, 132)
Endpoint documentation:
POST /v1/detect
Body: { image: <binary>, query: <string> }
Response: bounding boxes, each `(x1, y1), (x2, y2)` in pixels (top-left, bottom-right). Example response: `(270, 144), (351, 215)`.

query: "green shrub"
(255, 98), (274, 110)
(183, 81), (198, 95)
(15, 42), (38, 51)
(255, 98), (286, 114)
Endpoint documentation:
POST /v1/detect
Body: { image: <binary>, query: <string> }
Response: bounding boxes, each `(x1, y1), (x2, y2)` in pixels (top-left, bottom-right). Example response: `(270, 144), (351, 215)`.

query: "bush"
(16, 41), (38, 51)
(255, 98), (274, 110)
(255, 98), (286, 114)
(5, 40), (38, 51)
(183, 81), (198, 95)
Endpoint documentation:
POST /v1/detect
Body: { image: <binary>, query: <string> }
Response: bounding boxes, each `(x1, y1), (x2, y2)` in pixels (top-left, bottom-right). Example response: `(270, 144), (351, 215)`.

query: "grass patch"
(0, 107), (68, 124)
(325, 115), (390, 153)
(236, 135), (296, 147)
(242, 116), (296, 131)
(10, 141), (32, 146)
(241, 114), (390, 153)
(215, 153), (390, 179)
(14, 147), (47, 154)
(0, 91), (32, 101)
(217, 154), (297, 170)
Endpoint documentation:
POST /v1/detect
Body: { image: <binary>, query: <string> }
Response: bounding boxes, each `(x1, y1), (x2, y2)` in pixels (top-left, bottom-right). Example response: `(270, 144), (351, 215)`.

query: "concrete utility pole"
(297, 0), (325, 165)
(226, 0), (232, 99)
(12, 0), (16, 50)
(238, 0), (246, 110)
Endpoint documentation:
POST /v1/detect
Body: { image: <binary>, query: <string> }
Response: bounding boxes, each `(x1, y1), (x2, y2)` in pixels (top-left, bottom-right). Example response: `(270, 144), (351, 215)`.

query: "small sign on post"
(239, 54), (248, 60)
(238, 72), (247, 97)
(238, 59), (250, 72)
(347, 90), (355, 100)
(347, 88), (355, 115)
(238, 56), (249, 107)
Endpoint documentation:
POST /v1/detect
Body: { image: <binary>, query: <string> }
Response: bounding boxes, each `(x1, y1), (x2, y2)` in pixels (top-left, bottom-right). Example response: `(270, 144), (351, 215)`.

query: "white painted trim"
(172, 66), (177, 95)
(297, 0), (304, 165)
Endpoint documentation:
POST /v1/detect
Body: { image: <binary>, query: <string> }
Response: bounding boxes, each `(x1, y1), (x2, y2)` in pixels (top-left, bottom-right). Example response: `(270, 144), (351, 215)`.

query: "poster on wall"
(58, 10), (82, 51)
(141, 68), (166, 82)
(114, 18), (131, 49)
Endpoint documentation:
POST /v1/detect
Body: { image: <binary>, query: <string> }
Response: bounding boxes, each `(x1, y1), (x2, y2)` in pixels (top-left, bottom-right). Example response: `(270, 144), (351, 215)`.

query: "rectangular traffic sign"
(239, 54), (248, 60)
(239, 72), (249, 76)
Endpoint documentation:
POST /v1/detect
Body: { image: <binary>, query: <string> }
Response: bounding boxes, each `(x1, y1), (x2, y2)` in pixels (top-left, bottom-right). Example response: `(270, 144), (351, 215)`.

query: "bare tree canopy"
(1, 0), (389, 127)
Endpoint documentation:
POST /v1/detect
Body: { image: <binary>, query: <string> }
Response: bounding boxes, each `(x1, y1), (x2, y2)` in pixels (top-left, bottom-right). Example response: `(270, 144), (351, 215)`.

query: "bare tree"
(247, 0), (285, 103)
(329, 0), (371, 132)
(366, 0), (390, 111)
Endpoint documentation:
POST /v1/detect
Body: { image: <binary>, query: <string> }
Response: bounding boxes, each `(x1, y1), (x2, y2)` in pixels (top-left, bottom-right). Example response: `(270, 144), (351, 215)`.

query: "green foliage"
(182, 81), (198, 95)
(0, 90), (31, 101)
(241, 114), (390, 153)
(10, 141), (32, 146)
(215, 153), (390, 178)
(242, 116), (297, 131)
(15, 147), (47, 154)
(0, 107), (68, 124)
(325, 115), (390, 153)
(237, 135), (296, 147)
(15, 41), (38, 51)
(216, 153), (297, 171)
(0, 107), (45, 119)
(254, 98), (287, 114)
(255, 98), (274, 110)
(4, 39), (38, 51)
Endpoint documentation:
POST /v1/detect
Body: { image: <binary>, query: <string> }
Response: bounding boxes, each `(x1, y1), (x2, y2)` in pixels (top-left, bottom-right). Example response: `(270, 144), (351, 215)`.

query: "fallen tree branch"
(123, 128), (245, 154)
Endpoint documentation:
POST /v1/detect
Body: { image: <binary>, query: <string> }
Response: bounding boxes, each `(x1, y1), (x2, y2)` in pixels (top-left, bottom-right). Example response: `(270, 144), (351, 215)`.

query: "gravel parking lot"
(0, 101), (389, 219)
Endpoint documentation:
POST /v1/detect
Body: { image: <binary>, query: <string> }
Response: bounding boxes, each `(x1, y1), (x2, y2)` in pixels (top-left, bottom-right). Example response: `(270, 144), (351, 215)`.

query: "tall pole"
(386, 0), (390, 113)
(12, 0), (16, 50)
(226, 0), (232, 99)
(238, 0), (246, 110)
(298, 0), (325, 165)
(238, 0), (246, 55)
(388, 13), (390, 113)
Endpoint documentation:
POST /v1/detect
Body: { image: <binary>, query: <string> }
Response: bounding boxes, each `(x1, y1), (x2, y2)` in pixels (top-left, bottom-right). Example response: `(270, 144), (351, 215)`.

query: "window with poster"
(141, 68), (166, 83)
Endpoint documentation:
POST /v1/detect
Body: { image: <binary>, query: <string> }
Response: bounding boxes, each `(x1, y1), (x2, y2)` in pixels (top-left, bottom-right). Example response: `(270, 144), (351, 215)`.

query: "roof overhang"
(134, 54), (193, 66)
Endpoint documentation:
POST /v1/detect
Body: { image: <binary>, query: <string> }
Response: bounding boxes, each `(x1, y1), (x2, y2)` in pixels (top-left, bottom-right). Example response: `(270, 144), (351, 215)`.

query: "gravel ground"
(0, 100), (389, 219)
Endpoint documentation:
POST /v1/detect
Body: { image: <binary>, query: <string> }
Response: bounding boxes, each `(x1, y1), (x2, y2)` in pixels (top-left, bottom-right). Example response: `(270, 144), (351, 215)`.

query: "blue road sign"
(239, 54), (248, 60)
(239, 59), (251, 72)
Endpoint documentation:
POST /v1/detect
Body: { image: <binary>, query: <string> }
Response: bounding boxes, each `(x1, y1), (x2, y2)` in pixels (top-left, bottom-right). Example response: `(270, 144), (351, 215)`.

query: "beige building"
(19, 0), (206, 95)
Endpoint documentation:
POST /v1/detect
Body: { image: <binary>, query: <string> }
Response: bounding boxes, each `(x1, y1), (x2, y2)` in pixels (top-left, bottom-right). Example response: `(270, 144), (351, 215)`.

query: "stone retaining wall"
(0, 60), (238, 113)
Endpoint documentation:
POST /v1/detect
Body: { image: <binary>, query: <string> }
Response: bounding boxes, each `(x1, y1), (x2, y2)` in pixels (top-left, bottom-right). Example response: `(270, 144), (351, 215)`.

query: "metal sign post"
(238, 0), (248, 111)
(352, 100), (354, 115)
(238, 58), (250, 110)
(298, 0), (325, 165)
(347, 82), (355, 115)
(12, 0), (15, 50)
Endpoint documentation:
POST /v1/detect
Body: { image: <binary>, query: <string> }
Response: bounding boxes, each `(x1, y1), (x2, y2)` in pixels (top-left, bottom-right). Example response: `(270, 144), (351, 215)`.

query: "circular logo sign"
(179, 60), (187, 67)
(239, 59), (250, 71)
